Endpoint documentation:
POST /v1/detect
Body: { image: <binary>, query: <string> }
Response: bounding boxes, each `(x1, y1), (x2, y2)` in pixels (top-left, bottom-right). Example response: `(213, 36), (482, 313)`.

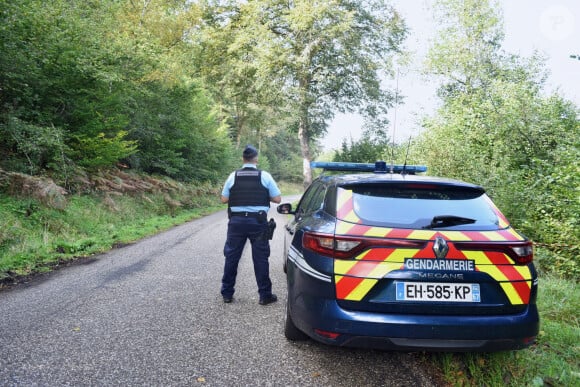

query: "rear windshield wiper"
(422, 215), (477, 229)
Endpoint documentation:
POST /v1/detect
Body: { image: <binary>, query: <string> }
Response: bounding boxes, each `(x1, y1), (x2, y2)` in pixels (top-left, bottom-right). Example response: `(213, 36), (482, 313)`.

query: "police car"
(277, 161), (539, 351)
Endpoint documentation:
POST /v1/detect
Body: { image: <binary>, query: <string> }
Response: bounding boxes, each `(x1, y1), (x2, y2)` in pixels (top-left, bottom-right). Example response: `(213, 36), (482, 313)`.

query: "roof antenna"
(390, 69), (399, 174)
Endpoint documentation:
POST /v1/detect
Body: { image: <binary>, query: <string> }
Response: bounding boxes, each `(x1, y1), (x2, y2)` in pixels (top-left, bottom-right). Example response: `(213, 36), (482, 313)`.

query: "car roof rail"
(310, 161), (427, 175)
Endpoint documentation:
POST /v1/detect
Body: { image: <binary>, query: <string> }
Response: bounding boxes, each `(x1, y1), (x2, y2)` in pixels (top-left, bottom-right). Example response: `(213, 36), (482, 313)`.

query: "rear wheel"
(284, 298), (308, 341)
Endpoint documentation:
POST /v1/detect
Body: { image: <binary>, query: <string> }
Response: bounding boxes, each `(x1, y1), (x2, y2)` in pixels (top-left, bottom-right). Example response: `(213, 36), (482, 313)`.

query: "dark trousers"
(221, 216), (272, 299)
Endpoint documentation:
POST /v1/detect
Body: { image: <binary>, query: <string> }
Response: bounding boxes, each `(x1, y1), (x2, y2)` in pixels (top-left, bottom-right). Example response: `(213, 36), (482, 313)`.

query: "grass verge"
(0, 191), (224, 285)
(428, 274), (579, 386)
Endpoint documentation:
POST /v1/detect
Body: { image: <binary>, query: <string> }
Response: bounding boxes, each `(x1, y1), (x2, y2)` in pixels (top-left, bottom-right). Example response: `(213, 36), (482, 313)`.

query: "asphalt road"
(0, 196), (442, 386)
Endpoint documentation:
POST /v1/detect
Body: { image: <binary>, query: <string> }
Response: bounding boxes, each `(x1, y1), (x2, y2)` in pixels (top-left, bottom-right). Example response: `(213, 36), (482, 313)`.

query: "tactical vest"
(228, 167), (270, 208)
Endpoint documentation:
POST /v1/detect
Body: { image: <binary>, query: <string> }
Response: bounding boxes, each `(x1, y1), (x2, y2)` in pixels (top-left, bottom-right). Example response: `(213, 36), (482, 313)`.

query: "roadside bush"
(0, 116), (69, 175)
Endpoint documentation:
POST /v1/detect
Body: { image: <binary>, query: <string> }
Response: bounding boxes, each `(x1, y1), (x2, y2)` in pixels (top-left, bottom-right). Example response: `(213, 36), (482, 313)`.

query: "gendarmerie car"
(277, 161), (539, 351)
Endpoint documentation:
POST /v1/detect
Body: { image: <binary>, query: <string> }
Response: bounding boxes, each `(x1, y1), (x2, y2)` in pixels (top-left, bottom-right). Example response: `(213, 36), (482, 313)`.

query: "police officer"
(220, 145), (281, 305)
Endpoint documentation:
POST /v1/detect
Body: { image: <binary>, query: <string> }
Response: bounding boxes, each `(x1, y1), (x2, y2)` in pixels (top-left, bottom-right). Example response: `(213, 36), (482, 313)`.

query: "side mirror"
(277, 203), (295, 215)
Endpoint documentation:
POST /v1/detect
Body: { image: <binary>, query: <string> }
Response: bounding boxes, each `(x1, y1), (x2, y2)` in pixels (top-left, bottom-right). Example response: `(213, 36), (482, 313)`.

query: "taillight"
(303, 232), (362, 259)
(302, 232), (425, 259)
(455, 241), (534, 265)
(511, 242), (534, 264)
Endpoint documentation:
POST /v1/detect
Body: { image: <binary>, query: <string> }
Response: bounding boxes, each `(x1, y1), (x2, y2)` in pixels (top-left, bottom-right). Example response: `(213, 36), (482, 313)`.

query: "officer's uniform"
(221, 155), (281, 304)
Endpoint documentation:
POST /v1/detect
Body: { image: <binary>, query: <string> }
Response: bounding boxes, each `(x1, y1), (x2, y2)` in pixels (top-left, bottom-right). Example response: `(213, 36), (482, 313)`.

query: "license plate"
(396, 282), (480, 302)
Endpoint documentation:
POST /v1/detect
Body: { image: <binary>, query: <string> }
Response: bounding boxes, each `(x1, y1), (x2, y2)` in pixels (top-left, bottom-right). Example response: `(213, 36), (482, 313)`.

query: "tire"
(284, 298), (308, 341)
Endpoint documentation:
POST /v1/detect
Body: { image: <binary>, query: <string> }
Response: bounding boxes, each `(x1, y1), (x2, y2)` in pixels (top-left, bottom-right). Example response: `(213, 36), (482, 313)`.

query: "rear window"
(347, 184), (500, 230)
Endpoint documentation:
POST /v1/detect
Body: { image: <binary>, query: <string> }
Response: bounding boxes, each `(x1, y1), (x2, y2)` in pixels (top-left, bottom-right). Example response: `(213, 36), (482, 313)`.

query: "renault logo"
(433, 237), (449, 259)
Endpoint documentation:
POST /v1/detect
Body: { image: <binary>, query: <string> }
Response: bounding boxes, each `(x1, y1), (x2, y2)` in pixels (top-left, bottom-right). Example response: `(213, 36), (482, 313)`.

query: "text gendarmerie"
(404, 258), (475, 271)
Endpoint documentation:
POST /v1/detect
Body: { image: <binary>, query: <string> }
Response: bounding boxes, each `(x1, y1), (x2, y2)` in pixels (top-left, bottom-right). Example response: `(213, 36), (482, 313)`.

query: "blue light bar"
(310, 161), (427, 174)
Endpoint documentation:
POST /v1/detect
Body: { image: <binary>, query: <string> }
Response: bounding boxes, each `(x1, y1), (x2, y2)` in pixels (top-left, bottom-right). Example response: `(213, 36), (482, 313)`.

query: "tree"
(333, 126), (391, 163)
(415, 0), (580, 277)
(112, 0), (237, 181)
(194, 0), (407, 187)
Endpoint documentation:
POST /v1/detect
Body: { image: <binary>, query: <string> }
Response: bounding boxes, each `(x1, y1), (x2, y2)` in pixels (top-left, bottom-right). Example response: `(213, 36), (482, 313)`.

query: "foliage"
(71, 131), (137, 170)
(194, 0), (407, 187)
(430, 274), (580, 386)
(0, 0), (238, 183)
(0, 117), (69, 174)
(415, 0), (579, 278)
(255, 129), (304, 183)
(332, 125), (393, 163)
(192, 1), (289, 148)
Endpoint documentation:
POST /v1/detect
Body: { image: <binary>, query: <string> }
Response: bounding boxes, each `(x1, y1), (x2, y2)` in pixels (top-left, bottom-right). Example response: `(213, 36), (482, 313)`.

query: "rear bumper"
(290, 297), (540, 351)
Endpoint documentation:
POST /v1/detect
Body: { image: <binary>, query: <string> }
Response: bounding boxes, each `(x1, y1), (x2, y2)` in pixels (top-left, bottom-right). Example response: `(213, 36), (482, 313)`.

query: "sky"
(322, 0), (580, 150)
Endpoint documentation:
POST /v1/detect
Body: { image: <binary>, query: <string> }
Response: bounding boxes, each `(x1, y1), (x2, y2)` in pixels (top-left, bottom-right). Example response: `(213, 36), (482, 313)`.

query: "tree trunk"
(298, 116), (312, 189)
(297, 74), (313, 189)
(235, 113), (245, 148)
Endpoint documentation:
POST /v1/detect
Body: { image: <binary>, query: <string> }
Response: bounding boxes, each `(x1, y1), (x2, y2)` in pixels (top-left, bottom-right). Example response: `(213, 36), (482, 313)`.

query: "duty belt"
(229, 210), (267, 220)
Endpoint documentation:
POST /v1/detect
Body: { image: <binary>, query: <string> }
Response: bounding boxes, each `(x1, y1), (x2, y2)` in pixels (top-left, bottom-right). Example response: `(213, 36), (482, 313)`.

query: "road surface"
(0, 197), (442, 386)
